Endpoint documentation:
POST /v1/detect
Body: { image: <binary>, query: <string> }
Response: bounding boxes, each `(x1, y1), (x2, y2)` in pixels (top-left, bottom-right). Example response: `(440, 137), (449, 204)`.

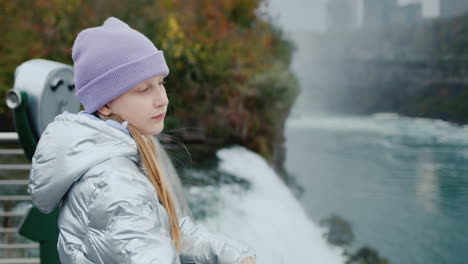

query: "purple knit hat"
(72, 17), (169, 113)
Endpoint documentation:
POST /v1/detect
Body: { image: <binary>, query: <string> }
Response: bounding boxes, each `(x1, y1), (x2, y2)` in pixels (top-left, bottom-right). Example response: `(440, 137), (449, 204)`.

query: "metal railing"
(0, 132), (39, 264)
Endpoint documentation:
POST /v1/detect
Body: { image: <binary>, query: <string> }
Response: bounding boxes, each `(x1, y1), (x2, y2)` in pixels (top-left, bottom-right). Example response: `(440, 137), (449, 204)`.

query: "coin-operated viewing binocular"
(6, 58), (80, 264)
(7, 59), (80, 158)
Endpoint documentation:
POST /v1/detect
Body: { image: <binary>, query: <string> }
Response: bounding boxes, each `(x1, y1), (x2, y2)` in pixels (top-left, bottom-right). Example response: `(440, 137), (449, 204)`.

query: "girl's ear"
(97, 103), (112, 116)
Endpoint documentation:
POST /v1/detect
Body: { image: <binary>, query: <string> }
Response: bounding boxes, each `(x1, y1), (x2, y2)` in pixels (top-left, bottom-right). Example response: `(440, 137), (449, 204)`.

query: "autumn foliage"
(0, 0), (299, 163)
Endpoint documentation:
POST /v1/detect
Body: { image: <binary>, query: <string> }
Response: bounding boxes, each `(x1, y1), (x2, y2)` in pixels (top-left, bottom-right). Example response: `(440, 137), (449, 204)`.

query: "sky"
(261, 0), (440, 33)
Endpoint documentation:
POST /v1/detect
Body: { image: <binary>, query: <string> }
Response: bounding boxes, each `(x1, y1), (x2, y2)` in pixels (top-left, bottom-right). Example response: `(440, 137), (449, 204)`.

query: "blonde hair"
(106, 113), (181, 252)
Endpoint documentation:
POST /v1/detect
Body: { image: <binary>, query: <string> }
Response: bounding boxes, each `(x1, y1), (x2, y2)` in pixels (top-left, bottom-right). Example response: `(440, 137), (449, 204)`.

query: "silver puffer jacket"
(27, 111), (255, 264)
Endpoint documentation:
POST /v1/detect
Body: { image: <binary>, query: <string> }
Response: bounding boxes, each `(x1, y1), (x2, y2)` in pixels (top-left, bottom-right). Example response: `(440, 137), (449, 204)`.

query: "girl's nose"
(153, 86), (169, 108)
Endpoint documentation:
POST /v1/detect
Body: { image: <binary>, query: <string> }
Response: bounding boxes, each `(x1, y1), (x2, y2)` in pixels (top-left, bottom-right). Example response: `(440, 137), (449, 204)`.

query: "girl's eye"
(140, 87), (149, 92)
(160, 81), (166, 86)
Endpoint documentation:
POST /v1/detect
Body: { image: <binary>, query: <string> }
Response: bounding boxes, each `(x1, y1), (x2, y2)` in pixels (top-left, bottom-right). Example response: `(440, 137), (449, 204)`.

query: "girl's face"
(97, 75), (169, 135)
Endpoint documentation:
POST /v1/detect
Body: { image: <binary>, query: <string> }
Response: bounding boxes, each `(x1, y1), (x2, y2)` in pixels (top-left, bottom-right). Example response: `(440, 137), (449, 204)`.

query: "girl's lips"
(152, 112), (165, 120)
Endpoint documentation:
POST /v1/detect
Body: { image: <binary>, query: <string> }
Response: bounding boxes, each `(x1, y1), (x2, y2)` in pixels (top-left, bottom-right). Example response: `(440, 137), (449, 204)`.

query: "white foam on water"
(286, 113), (468, 145)
(190, 146), (345, 264)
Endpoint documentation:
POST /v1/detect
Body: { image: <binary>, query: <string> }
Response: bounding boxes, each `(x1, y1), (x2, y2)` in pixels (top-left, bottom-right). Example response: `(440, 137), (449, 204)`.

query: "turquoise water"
(285, 113), (468, 264)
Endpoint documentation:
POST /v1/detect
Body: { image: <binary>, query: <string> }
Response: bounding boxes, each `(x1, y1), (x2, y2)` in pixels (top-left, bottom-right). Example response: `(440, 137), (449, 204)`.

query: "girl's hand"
(241, 257), (256, 264)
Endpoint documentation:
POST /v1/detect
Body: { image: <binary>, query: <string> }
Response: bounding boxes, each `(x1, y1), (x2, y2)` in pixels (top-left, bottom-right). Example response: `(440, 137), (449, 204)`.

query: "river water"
(180, 145), (345, 263)
(284, 113), (468, 264)
(181, 112), (468, 264)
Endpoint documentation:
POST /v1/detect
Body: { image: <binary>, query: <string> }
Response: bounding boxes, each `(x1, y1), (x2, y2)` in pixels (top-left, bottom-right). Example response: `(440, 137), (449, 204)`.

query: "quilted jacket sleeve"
(178, 213), (256, 264)
(83, 168), (180, 264)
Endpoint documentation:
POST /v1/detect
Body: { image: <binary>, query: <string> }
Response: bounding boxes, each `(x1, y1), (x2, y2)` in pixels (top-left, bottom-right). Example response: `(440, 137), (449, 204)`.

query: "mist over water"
(185, 146), (345, 264)
(260, 1), (468, 263)
(262, 0), (456, 117)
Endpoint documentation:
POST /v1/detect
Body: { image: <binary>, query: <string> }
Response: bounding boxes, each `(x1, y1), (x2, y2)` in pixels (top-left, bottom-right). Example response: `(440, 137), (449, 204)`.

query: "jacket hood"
(28, 111), (140, 214)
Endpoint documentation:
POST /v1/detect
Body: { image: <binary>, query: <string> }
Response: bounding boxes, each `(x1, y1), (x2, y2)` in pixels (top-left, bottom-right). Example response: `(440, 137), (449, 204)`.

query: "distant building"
(391, 3), (423, 25)
(362, 0), (422, 28)
(363, 0), (396, 28)
(440, 0), (468, 18)
(326, 0), (359, 32)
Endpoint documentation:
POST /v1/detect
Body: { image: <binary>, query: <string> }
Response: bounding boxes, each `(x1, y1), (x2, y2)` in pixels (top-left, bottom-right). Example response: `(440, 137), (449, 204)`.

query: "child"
(28, 17), (256, 264)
